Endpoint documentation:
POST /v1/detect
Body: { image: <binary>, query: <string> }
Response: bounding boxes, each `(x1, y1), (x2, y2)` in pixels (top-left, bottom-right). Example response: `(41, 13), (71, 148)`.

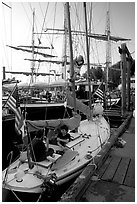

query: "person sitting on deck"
(56, 124), (71, 151)
(30, 129), (54, 162)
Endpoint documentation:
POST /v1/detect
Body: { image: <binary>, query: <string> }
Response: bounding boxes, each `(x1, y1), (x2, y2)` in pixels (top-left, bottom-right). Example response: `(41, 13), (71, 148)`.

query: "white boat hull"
(2, 116), (110, 196)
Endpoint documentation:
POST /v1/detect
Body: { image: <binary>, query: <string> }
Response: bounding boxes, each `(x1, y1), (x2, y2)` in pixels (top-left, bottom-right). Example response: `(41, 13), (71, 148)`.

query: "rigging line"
(69, 3), (84, 57)
(28, 2), (39, 54)
(40, 2), (59, 58)
(8, 186), (22, 202)
(44, 3), (58, 48)
(76, 3), (85, 31)
(39, 2), (44, 18)
(39, 2), (49, 41)
(21, 3), (34, 48)
(74, 3), (86, 60)
(33, 4), (47, 43)
(72, 4), (81, 32)
(88, 5), (98, 72)
(32, 3), (50, 75)
(91, 21), (101, 64)
(2, 5), (10, 70)
(10, 2), (12, 71)
(72, 3), (81, 31)
(73, 3), (84, 33)
(2, 41), (9, 68)
(25, 4), (39, 75)
(73, 3), (86, 57)
(108, 3), (118, 38)
(21, 2), (31, 25)
(94, 3), (106, 30)
(29, 2), (33, 12)
(48, 2), (57, 82)
(2, 2), (12, 9)
(50, 2), (57, 54)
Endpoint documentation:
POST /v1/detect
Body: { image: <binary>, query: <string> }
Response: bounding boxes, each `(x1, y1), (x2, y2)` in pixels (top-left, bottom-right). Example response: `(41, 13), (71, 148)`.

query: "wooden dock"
(60, 112), (134, 202)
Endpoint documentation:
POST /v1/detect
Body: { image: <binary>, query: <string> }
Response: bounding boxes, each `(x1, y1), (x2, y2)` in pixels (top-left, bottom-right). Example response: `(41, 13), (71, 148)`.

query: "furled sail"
(66, 93), (104, 117)
(7, 45), (57, 58)
(26, 113), (81, 133)
(88, 33), (131, 42)
(24, 58), (64, 64)
(18, 45), (52, 49)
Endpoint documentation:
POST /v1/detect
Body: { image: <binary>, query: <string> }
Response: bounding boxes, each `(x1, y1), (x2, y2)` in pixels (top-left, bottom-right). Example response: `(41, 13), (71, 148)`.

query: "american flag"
(7, 84), (22, 134)
(94, 82), (104, 99)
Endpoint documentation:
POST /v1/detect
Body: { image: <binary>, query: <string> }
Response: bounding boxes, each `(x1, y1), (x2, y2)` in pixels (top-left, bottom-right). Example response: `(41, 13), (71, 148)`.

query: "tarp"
(26, 113), (81, 133)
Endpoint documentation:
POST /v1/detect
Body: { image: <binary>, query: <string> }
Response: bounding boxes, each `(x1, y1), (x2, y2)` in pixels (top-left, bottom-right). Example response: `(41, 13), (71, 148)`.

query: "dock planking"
(97, 155), (134, 188)
(101, 155), (121, 181)
(79, 155), (135, 202)
(123, 159), (135, 188)
(97, 154), (113, 178)
(112, 157), (130, 184)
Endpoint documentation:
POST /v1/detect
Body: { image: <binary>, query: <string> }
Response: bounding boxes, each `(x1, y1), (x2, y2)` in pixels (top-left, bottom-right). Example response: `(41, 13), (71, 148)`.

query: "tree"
(82, 66), (104, 81)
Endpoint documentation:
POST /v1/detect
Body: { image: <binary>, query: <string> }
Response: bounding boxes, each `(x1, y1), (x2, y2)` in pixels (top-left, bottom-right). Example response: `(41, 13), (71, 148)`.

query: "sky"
(1, 1), (135, 83)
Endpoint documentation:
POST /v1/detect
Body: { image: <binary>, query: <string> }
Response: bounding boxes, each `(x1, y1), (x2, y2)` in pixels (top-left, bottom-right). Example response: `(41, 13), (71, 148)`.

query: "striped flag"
(94, 82), (104, 100)
(7, 84), (22, 134)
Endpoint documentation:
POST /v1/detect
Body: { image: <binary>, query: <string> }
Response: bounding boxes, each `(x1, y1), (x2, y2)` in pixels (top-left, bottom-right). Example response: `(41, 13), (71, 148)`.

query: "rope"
(63, 107), (70, 119)
(90, 157), (97, 170)
(3, 151), (13, 184)
(10, 188), (22, 202)
(5, 184), (23, 202)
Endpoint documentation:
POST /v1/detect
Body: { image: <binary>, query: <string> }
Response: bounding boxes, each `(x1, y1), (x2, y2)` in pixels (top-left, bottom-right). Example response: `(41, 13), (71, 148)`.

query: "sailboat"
(2, 3), (110, 201)
(2, 97), (110, 201)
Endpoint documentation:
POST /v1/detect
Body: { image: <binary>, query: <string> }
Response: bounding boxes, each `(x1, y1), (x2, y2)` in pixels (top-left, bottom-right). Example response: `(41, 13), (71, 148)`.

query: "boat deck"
(60, 113), (135, 202)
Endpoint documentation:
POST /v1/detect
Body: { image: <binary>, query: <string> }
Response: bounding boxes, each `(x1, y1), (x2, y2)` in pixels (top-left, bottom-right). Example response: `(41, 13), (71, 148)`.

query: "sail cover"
(66, 94), (93, 118)
(26, 113), (81, 133)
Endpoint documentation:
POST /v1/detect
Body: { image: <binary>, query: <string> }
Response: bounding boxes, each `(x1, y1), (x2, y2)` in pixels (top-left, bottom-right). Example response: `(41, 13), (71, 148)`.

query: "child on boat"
(56, 124), (71, 151)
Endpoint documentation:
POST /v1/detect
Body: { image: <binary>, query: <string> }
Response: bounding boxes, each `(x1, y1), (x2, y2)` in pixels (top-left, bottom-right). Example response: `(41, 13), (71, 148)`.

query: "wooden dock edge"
(59, 112), (133, 202)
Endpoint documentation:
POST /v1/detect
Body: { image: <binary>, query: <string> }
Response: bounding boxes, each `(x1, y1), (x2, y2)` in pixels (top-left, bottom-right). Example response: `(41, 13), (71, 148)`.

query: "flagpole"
(2, 83), (18, 108)
(26, 126), (34, 169)
(21, 116), (34, 169)
(23, 106), (34, 169)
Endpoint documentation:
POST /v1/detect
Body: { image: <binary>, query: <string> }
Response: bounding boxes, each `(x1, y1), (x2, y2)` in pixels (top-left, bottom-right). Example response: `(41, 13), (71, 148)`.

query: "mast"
(88, 3), (92, 50)
(66, 2), (77, 112)
(31, 9), (35, 84)
(105, 3), (111, 91)
(62, 3), (68, 80)
(83, 2), (92, 114)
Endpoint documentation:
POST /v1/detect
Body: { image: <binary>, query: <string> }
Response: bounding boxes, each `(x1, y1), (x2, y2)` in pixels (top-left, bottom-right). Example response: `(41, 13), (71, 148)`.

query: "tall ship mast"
(31, 9), (35, 84)
(105, 3), (111, 91)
